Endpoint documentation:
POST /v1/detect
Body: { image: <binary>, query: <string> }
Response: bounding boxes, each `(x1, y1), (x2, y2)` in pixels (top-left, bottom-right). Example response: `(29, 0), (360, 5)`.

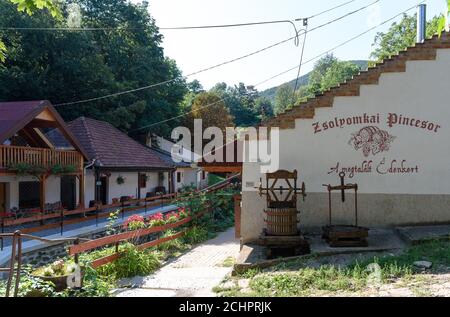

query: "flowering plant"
(148, 212), (165, 226)
(164, 211), (179, 224)
(177, 207), (189, 219)
(51, 260), (65, 274)
(123, 214), (146, 231)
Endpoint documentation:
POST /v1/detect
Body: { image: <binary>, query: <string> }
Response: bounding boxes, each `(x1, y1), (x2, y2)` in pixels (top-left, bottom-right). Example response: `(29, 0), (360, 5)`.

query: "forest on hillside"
(0, 0), (445, 142)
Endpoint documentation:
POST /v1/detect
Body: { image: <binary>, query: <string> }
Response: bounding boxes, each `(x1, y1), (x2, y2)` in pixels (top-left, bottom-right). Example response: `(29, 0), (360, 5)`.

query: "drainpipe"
(416, 4), (426, 43)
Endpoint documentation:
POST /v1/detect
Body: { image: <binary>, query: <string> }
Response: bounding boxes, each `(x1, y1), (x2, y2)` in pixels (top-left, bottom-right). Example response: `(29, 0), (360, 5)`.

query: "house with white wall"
(0, 101), (88, 216)
(149, 135), (208, 190)
(240, 32), (450, 243)
(48, 117), (173, 207)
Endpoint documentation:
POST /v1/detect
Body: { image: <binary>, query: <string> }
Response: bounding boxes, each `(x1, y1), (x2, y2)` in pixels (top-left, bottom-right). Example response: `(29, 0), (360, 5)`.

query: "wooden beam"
(201, 166), (242, 173)
(39, 175), (47, 222)
(26, 119), (59, 129)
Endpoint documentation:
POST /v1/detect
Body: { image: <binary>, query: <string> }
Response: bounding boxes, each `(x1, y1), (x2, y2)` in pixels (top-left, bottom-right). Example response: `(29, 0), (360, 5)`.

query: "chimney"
(416, 4), (426, 43)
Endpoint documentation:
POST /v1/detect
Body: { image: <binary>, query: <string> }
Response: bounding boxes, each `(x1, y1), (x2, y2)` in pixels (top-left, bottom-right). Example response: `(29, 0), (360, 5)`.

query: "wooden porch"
(0, 145), (85, 216)
(0, 145), (83, 172)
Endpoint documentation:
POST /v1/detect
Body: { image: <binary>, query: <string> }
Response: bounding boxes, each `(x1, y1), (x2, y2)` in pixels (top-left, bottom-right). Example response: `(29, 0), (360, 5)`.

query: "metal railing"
(0, 231), (90, 297)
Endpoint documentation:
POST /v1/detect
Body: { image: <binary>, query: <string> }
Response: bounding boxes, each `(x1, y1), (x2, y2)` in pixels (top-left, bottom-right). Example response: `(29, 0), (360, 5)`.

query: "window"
(138, 173), (147, 189)
(177, 172), (182, 183)
(19, 181), (40, 208)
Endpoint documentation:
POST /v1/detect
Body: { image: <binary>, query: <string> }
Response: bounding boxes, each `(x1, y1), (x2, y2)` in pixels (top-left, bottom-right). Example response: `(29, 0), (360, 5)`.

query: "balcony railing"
(0, 145), (83, 172)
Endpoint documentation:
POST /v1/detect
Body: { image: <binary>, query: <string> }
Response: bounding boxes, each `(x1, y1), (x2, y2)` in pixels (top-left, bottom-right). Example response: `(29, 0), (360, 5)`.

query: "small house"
(48, 117), (174, 207)
(0, 100), (88, 217)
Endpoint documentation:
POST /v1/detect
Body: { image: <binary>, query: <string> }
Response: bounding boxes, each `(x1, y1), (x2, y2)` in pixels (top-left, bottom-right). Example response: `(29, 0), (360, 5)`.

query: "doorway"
(98, 176), (108, 205)
(61, 176), (76, 210)
(0, 183), (6, 213)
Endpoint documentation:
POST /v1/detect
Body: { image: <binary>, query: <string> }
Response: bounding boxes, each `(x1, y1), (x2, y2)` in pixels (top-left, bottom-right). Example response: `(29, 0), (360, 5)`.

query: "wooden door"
(61, 176), (76, 210)
(0, 183), (6, 213)
(99, 176), (108, 205)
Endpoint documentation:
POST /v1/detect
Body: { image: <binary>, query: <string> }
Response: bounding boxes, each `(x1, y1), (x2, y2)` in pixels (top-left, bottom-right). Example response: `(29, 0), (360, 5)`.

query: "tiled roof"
(264, 32), (450, 129)
(0, 100), (45, 142)
(149, 146), (192, 168)
(55, 117), (172, 170)
(0, 100), (88, 158)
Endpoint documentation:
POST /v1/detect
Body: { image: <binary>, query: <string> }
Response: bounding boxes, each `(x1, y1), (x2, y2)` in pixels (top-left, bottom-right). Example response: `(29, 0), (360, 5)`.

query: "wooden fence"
(1, 192), (179, 240)
(67, 174), (241, 268)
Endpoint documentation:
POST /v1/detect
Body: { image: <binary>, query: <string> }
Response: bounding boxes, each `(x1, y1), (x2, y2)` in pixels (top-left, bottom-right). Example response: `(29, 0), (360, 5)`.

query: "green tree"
(301, 54), (338, 98)
(0, 0), (187, 139)
(186, 92), (234, 132)
(9, 0), (61, 16)
(210, 82), (262, 127)
(274, 83), (294, 114)
(370, 13), (442, 62)
(255, 97), (274, 122)
(295, 55), (360, 102)
(320, 61), (360, 91)
(0, 0), (60, 61)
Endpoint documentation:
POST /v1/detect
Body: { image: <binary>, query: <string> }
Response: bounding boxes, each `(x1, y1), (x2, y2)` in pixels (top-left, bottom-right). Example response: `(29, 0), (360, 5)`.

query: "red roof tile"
(0, 100), (89, 158)
(0, 100), (47, 142)
(65, 117), (172, 170)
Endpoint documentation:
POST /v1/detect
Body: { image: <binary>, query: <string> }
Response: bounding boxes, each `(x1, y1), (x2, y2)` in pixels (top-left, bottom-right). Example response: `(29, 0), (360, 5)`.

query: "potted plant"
(32, 260), (83, 291)
(116, 175), (126, 185)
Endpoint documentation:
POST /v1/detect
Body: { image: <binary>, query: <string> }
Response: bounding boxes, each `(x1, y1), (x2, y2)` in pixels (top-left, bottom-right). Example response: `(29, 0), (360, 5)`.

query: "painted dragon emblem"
(349, 126), (395, 157)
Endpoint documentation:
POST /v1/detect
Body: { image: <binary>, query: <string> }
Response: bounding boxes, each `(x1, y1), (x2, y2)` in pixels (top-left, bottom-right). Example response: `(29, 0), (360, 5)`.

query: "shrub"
(183, 226), (209, 245)
(97, 243), (161, 279)
(0, 266), (56, 297)
(157, 230), (186, 252)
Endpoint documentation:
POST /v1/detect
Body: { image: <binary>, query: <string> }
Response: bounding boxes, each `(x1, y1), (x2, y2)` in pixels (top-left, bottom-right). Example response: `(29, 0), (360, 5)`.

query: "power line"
(0, 0), (358, 32)
(304, 0), (359, 20)
(54, 0), (379, 107)
(129, 1), (424, 133)
(292, 19), (309, 103)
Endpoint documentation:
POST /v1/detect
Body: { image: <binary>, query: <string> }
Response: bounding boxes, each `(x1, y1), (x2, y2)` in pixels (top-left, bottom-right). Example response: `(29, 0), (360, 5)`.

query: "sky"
(132, 0), (446, 91)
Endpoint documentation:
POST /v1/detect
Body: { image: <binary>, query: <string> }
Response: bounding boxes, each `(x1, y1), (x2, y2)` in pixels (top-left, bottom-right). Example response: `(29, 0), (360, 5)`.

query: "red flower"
(123, 214), (145, 229)
(149, 212), (163, 221)
(165, 212), (179, 220)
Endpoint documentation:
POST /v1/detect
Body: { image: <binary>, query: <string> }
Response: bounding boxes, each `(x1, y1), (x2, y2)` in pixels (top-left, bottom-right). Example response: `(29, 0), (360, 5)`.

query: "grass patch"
(221, 257), (236, 267)
(249, 265), (368, 296)
(216, 240), (450, 297)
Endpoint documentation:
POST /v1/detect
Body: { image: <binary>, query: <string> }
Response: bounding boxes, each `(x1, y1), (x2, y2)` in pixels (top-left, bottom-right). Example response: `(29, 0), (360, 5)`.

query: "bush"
(183, 226), (209, 245)
(157, 230), (186, 252)
(96, 243), (161, 279)
(0, 266), (56, 297)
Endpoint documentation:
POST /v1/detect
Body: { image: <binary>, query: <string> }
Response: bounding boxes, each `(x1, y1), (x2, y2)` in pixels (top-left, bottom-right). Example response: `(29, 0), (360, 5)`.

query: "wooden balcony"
(0, 145), (83, 173)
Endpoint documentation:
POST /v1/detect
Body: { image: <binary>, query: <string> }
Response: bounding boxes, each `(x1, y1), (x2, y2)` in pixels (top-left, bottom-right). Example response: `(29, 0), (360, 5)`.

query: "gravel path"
(115, 227), (240, 297)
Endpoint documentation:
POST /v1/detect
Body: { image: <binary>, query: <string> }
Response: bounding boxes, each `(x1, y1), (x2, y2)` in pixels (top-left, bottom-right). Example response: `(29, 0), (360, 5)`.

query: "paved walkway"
(115, 227), (240, 297)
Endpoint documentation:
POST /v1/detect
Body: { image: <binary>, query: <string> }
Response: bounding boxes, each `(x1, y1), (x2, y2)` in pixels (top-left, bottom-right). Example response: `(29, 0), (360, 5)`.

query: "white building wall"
(83, 170), (170, 206)
(84, 171), (95, 207)
(45, 175), (60, 204)
(241, 48), (450, 242)
(108, 172), (139, 202)
(174, 168), (198, 192)
(0, 175), (62, 210)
